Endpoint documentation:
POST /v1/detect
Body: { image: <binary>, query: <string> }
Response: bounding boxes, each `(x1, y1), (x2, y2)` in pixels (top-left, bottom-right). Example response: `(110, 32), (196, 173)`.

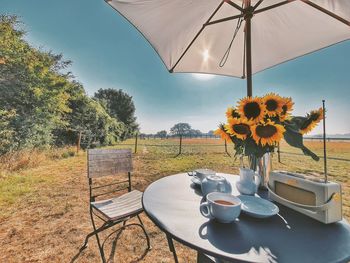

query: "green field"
(0, 139), (349, 262)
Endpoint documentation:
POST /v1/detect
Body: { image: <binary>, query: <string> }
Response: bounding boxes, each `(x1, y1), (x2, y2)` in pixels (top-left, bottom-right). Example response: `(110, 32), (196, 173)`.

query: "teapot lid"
(207, 174), (226, 181)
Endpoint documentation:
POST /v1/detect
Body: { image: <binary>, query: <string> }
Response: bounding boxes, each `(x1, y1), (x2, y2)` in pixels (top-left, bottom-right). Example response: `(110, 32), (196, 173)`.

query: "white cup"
(200, 192), (241, 223)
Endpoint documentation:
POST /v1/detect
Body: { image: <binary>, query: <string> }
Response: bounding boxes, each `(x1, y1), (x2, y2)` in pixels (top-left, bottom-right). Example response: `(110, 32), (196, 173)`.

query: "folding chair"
(72, 149), (150, 263)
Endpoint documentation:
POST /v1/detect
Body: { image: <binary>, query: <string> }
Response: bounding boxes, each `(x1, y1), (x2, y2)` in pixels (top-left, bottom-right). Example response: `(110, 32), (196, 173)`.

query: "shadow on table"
(190, 182), (204, 197)
(198, 220), (278, 263)
(198, 204), (350, 263)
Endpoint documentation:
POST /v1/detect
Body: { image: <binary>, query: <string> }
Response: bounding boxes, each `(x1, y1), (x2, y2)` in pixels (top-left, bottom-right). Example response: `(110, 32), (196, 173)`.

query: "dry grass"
(0, 139), (349, 263)
(0, 147), (76, 175)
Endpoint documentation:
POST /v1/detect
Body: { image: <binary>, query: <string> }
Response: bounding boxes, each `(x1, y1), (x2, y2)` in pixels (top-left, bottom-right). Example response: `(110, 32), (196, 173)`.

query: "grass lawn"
(0, 139), (349, 262)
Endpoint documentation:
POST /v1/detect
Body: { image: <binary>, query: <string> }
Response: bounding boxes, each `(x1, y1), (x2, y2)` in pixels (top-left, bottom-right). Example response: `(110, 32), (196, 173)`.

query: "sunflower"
(300, 108), (324, 134)
(251, 120), (285, 146)
(226, 118), (252, 140)
(279, 97), (294, 121)
(226, 107), (240, 119)
(237, 96), (266, 123)
(214, 124), (232, 142)
(263, 93), (284, 117)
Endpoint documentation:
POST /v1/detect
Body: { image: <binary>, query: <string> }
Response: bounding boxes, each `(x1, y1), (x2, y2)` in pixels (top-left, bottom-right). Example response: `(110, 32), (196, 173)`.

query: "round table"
(142, 173), (350, 263)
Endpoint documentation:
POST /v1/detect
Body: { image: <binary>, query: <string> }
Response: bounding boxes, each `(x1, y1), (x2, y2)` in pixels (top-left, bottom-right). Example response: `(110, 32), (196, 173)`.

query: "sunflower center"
(244, 102), (261, 119)
(266, 99), (278, 111)
(232, 110), (240, 118)
(233, 124), (250, 135)
(256, 124), (277, 138)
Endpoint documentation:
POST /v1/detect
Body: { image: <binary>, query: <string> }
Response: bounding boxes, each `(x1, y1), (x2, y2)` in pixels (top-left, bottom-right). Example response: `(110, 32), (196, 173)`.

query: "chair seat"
(91, 190), (143, 221)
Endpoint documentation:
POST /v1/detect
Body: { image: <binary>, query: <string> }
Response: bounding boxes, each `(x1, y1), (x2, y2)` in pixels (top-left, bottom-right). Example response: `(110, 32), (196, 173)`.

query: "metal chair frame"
(72, 149), (150, 263)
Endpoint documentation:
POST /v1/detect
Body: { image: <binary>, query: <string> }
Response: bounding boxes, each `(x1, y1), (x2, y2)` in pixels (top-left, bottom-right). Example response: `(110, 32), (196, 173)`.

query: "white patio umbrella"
(105, 0), (350, 96)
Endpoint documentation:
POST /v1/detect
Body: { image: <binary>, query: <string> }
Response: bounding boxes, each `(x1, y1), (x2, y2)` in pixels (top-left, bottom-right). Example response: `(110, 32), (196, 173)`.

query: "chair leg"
(71, 221), (111, 263)
(90, 210), (107, 263)
(73, 214), (150, 263)
(137, 214), (144, 226)
(137, 214), (151, 250)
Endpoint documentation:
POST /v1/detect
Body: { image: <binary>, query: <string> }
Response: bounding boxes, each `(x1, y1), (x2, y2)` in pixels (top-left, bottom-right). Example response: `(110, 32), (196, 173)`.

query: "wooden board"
(88, 149), (133, 178)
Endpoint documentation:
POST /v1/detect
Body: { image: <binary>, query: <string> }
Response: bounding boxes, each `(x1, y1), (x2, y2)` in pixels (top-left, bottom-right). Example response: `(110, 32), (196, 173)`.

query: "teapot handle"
(217, 180), (232, 193)
(217, 181), (225, 192)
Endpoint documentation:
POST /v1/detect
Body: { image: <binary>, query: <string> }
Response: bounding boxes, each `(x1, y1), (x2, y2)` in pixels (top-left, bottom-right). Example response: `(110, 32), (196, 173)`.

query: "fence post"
(224, 139), (231, 157)
(77, 131), (82, 154)
(277, 143), (281, 163)
(134, 133), (138, 153)
(179, 134), (182, 155)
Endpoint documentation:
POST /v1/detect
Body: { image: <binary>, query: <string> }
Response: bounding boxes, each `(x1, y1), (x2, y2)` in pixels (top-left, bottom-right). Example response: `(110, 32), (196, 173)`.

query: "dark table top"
(142, 173), (350, 263)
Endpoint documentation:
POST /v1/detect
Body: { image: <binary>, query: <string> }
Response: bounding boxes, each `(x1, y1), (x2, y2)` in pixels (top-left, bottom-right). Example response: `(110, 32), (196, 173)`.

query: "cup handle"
(254, 172), (261, 187)
(200, 202), (214, 219)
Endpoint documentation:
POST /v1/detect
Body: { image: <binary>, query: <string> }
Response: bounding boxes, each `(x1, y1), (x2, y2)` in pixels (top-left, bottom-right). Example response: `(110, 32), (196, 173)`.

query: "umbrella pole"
(245, 2), (253, 97)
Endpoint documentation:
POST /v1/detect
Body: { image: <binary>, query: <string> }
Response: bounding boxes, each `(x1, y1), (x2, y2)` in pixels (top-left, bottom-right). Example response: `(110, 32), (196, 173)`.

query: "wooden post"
(77, 131), (82, 154)
(224, 139), (231, 157)
(134, 133), (138, 154)
(179, 134), (182, 155)
(277, 143), (281, 163)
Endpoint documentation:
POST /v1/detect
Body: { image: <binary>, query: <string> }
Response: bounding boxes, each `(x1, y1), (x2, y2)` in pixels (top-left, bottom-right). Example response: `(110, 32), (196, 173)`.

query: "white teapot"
(201, 175), (232, 197)
(236, 168), (261, 195)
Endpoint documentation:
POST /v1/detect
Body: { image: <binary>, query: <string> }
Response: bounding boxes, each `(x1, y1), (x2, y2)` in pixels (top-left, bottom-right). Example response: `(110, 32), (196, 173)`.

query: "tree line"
(141, 123), (215, 139)
(0, 15), (138, 154)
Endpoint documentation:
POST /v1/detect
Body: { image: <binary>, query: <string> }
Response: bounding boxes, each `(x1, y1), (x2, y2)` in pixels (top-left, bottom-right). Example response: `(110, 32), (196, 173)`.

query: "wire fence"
(123, 134), (350, 163)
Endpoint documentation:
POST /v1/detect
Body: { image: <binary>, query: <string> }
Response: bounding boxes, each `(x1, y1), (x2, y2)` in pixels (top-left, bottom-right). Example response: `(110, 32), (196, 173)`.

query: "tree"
(170, 123), (192, 136)
(94, 88), (138, 136)
(0, 16), (129, 154)
(0, 109), (16, 154)
(208, 130), (215, 136)
(0, 15), (72, 150)
(156, 130), (167, 139)
(54, 82), (127, 149)
(189, 129), (202, 136)
(0, 16), (134, 154)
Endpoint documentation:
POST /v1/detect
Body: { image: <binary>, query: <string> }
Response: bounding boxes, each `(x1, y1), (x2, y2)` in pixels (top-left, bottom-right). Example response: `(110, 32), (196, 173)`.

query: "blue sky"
(2, 0), (350, 134)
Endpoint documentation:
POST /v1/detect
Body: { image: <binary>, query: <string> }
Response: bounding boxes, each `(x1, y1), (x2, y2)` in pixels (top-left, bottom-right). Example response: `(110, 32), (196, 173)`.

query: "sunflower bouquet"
(215, 93), (324, 161)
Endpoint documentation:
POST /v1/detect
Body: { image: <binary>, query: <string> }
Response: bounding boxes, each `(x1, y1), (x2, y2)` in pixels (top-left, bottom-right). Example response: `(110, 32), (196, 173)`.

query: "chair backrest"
(87, 149), (133, 201)
(87, 149), (133, 178)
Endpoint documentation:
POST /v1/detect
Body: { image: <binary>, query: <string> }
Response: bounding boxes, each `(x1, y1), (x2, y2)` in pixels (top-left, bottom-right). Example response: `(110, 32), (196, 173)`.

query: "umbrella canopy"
(106, 0), (350, 95)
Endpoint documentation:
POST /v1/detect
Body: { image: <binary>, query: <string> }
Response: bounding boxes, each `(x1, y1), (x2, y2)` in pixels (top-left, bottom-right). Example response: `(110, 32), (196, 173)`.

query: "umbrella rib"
(207, 0), (262, 27)
(254, 0), (296, 15)
(300, 0), (350, 27)
(225, 0), (244, 12)
(252, 0), (264, 11)
(169, 1), (225, 73)
(205, 14), (244, 27)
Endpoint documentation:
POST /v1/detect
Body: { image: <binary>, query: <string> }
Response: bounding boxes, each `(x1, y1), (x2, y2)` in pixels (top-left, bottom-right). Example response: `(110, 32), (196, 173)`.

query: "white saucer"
(238, 195), (279, 218)
(191, 176), (201, 186)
